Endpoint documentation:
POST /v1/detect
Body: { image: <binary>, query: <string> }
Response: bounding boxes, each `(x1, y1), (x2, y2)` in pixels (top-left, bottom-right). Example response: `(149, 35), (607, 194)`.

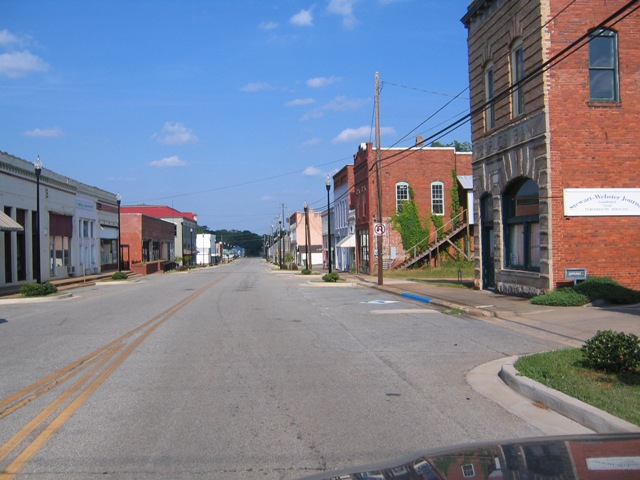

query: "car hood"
(299, 433), (640, 480)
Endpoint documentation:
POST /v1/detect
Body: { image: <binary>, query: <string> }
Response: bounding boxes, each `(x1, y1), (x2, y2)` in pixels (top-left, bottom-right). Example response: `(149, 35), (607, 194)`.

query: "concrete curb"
(0, 292), (73, 304)
(500, 357), (640, 434)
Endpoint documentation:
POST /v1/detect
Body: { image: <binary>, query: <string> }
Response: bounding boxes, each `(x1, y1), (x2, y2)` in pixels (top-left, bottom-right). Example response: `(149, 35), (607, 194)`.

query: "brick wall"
(354, 142), (472, 272)
(547, 0), (640, 289)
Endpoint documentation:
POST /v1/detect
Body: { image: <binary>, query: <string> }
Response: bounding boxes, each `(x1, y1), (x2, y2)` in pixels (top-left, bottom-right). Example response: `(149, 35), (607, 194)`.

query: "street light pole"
(326, 175), (332, 273)
(116, 193), (122, 272)
(34, 156), (42, 284)
(190, 227), (194, 266)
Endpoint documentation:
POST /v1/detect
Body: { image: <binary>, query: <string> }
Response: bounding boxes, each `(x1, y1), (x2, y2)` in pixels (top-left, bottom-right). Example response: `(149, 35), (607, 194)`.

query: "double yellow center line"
(0, 274), (224, 478)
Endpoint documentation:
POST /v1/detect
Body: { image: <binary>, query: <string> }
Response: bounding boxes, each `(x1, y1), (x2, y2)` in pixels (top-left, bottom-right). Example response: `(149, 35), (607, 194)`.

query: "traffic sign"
(374, 223), (386, 236)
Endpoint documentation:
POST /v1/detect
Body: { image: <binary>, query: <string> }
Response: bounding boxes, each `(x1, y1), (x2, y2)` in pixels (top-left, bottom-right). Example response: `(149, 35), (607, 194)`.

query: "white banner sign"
(564, 188), (640, 216)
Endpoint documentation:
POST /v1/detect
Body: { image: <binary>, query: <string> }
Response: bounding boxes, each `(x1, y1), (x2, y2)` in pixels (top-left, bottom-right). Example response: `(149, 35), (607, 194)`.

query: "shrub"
(301, 269), (312, 275)
(529, 287), (590, 306)
(574, 276), (640, 305)
(581, 330), (640, 373)
(20, 282), (58, 297)
(322, 272), (340, 283)
(111, 271), (128, 280)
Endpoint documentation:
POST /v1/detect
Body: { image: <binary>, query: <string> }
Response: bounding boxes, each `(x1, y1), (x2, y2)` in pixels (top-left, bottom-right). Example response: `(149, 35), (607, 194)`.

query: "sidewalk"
(343, 272), (640, 434)
(345, 273), (640, 347)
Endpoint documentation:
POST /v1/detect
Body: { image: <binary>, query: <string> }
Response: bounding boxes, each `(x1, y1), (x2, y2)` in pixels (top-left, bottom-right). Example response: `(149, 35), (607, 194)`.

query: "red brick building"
(463, 0), (640, 294)
(120, 213), (175, 266)
(353, 141), (472, 274)
(121, 205), (197, 265)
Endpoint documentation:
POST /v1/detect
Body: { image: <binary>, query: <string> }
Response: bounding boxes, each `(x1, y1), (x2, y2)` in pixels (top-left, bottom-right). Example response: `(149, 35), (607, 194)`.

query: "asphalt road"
(0, 258), (565, 479)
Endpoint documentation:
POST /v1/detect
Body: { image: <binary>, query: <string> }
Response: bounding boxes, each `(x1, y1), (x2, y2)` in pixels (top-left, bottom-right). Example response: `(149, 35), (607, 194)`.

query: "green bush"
(301, 269), (312, 275)
(529, 287), (590, 306)
(581, 330), (640, 373)
(574, 276), (640, 304)
(20, 282), (58, 297)
(111, 271), (128, 280)
(322, 272), (340, 283)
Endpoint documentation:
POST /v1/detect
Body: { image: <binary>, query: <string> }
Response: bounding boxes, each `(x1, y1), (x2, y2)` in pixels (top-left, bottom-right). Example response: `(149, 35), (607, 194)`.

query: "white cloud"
(303, 166), (322, 176)
(152, 122), (198, 145)
(332, 125), (396, 144)
(149, 156), (188, 168)
(23, 127), (64, 138)
(259, 21), (279, 31)
(290, 8), (314, 27)
(240, 81), (274, 93)
(0, 50), (49, 78)
(286, 98), (315, 107)
(0, 29), (19, 46)
(260, 195), (274, 202)
(301, 95), (367, 121)
(302, 137), (321, 147)
(327, 0), (358, 28)
(306, 76), (341, 88)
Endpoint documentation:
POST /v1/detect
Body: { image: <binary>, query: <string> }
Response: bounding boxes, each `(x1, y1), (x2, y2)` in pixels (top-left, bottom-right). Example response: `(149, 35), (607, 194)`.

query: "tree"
(199, 227), (264, 257)
(429, 140), (472, 152)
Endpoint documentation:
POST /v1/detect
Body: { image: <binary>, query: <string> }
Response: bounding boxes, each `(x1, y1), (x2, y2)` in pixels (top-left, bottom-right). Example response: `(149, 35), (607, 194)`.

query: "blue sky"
(2, 0), (472, 234)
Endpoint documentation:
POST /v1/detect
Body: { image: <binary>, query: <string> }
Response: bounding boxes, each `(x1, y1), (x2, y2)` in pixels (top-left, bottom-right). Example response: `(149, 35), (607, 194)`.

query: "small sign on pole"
(565, 268), (587, 285)
(374, 223), (386, 236)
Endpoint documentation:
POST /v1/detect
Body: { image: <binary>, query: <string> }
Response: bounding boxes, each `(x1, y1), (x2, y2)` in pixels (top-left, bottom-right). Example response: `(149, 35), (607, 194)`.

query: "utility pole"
(375, 72), (384, 286)
(281, 203), (286, 269)
(304, 201), (311, 270)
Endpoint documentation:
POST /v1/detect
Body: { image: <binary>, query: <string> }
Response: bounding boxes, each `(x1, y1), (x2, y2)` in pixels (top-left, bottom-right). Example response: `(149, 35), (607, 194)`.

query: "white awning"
(0, 211), (24, 232)
(336, 234), (355, 248)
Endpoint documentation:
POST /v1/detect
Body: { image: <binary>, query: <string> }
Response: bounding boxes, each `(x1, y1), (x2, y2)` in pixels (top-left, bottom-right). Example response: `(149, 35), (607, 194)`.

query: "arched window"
(511, 38), (525, 116)
(484, 62), (495, 130)
(431, 182), (444, 215)
(396, 182), (409, 212)
(503, 178), (540, 271)
(589, 28), (619, 102)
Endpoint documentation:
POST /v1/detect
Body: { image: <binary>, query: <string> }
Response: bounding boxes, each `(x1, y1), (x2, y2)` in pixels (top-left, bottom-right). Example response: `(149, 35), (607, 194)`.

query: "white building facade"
(0, 151), (119, 289)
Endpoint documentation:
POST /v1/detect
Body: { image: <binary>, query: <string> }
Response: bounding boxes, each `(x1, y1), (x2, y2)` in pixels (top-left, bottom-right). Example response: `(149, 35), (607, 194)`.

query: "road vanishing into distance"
(0, 258), (563, 479)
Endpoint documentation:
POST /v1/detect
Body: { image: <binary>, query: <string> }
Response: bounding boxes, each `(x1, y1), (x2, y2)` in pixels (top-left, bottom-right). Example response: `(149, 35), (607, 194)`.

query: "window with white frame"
(511, 38), (525, 116)
(485, 63), (495, 130)
(396, 182), (409, 212)
(589, 28), (619, 102)
(431, 182), (444, 215)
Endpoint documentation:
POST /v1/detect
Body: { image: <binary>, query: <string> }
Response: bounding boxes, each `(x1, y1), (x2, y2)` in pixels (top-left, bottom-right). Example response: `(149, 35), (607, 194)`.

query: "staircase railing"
(405, 210), (467, 260)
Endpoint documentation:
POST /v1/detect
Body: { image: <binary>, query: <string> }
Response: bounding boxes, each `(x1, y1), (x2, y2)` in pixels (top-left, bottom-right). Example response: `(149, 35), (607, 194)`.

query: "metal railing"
(404, 210), (467, 261)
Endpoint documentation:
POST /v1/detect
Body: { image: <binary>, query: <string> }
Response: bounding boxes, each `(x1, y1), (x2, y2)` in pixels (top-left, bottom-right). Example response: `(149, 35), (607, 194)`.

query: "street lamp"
(116, 193), (122, 272)
(326, 175), (332, 273)
(190, 227), (194, 266)
(34, 156), (42, 284)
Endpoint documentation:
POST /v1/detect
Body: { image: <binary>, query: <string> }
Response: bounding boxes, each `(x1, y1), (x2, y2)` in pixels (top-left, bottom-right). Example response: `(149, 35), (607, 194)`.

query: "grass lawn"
(385, 261), (474, 280)
(515, 349), (640, 426)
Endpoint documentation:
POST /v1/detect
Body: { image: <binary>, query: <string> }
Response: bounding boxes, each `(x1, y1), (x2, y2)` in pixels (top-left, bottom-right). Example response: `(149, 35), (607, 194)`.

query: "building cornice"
(461, 0), (495, 27)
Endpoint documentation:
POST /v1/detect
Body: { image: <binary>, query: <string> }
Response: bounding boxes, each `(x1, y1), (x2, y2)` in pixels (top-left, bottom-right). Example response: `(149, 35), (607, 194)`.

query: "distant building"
(120, 213), (175, 266)
(121, 205), (197, 266)
(289, 208), (323, 268)
(462, 0), (640, 293)
(333, 165), (356, 272)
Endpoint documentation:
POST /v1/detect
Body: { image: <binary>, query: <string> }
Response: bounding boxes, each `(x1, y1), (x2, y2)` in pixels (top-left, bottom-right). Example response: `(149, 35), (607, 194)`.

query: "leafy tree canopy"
(430, 140), (472, 152)
(197, 226), (264, 257)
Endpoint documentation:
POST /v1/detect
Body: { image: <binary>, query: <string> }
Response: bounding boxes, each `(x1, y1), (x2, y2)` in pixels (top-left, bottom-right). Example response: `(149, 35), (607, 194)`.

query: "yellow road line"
(0, 275), (225, 478)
